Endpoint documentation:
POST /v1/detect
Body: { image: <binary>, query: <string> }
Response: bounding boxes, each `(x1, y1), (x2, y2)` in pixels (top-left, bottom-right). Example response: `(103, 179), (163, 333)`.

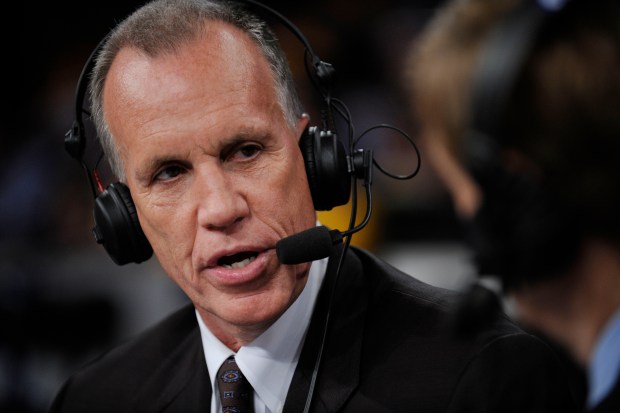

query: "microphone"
(276, 226), (343, 265)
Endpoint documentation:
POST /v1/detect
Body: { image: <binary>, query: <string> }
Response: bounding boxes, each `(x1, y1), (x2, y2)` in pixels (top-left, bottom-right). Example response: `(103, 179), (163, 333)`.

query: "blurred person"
(406, 0), (620, 411)
(50, 0), (580, 412)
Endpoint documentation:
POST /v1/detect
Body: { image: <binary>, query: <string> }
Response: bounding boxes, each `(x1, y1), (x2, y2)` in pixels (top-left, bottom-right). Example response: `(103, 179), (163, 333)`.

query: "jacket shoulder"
(346, 247), (580, 411)
(48, 303), (200, 412)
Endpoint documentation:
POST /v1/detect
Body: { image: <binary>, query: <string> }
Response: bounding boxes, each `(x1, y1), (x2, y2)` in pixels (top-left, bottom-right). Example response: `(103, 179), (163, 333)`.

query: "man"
(50, 0), (579, 412)
(407, 0), (620, 411)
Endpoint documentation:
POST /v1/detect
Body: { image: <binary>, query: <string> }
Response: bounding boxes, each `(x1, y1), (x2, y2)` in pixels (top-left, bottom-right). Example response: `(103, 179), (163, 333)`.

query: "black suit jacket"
(49, 246), (579, 412)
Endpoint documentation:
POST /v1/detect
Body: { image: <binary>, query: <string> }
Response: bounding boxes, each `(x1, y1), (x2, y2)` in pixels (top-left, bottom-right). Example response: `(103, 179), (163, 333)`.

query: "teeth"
(222, 256), (256, 269)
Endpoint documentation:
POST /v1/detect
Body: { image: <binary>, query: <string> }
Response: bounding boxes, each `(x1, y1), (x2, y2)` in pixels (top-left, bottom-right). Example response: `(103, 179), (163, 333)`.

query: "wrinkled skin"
(103, 22), (316, 350)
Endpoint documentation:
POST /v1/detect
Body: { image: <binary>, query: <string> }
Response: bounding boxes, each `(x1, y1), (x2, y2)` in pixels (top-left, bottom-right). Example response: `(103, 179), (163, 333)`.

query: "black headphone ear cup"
(467, 161), (580, 288)
(300, 127), (321, 207)
(300, 126), (350, 211)
(92, 182), (153, 265)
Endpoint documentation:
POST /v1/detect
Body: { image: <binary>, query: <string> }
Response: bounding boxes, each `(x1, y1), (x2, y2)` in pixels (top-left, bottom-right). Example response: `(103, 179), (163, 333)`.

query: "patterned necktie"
(217, 356), (254, 413)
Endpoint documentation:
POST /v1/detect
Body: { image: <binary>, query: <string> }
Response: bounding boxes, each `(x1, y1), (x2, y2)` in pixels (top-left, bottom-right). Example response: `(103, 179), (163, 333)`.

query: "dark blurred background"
(7, 1), (477, 411)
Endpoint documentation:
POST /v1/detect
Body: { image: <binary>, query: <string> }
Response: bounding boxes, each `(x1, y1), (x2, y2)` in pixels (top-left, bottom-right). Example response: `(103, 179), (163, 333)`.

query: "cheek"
(135, 196), (195, 272)
(263, 151), (316, 226)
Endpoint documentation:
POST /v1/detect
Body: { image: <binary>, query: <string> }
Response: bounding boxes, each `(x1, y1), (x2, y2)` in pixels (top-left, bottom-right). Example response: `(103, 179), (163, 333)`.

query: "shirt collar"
(587, 307), (620, 408)
(197, 255), (327, 413)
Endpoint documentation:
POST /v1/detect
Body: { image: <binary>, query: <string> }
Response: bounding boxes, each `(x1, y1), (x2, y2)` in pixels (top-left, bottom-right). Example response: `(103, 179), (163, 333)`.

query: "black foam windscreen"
(276, 226), (343, 265)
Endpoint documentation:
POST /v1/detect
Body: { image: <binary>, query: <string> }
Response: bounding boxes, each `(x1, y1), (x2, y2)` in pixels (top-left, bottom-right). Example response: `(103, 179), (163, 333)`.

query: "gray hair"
(89, 0), (304, 180)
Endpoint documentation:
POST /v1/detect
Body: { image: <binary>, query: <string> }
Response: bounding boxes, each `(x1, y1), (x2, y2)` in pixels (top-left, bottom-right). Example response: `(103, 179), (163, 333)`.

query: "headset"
(65, 0), (365, 266)
(66, 0), (420, 267)
(464, 0), (582, 291)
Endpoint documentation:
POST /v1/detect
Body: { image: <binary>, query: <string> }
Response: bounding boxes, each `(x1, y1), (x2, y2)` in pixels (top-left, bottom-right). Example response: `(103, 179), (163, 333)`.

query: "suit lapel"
(284, 246), (366, 413)
(133, 307), (212, 413)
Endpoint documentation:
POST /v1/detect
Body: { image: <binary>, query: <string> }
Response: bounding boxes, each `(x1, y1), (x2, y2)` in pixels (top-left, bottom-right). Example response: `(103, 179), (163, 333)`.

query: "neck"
(572, 240), (620, 364)
(515, 239), (620, 366)
(196, 309), (271, 352)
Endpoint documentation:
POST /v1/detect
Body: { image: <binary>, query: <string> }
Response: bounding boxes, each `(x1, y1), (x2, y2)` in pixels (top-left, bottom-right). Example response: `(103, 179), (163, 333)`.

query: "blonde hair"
(404, 0), (518, 157)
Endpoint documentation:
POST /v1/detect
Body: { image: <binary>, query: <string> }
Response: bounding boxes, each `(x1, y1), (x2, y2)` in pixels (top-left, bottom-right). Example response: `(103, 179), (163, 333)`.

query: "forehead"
(180, 22), (269, 95)
(102, 20), (288, 159)
(106, 20), (276, 94)
(105, 21), (282, 116)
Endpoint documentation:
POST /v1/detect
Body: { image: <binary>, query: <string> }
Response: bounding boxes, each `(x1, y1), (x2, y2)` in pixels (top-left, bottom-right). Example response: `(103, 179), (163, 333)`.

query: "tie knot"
(217, 356), (254, 413)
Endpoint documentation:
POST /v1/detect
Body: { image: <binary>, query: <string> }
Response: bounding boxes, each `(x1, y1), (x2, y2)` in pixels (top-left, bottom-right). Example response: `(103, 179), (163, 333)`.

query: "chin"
(220, 290), (292, 326)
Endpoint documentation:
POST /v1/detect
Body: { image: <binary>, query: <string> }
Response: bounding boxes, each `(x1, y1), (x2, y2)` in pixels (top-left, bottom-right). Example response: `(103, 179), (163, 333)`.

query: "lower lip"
(205, 250), (273, 286)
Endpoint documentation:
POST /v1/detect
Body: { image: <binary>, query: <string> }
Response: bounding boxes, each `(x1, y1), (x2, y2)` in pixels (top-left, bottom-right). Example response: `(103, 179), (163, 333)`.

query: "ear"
(296, 113), (310, 140)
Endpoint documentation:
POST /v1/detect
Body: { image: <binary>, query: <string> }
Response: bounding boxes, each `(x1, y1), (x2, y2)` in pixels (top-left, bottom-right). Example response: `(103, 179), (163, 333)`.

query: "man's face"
(102, 22), (316, 338)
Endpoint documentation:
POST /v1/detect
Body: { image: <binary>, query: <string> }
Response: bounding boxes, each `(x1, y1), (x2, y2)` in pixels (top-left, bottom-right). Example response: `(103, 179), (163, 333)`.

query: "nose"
(194, 165), (249, 231)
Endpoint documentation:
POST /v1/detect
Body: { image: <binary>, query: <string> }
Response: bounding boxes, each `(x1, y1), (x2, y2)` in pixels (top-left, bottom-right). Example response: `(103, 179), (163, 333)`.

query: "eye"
(228, 143), (262, 162)
(154, 164), (184, 182)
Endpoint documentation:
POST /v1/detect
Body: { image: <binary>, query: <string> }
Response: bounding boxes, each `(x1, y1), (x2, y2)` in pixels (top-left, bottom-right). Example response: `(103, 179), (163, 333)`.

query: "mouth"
(217, 251), (258, 269)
